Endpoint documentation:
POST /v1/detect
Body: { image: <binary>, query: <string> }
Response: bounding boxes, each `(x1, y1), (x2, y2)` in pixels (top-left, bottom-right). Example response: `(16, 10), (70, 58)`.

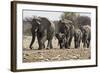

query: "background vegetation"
(23, 12), (91, 36)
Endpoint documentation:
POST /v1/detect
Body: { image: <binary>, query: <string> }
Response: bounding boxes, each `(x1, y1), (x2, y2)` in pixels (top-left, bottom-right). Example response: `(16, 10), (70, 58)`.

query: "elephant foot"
(60, 47), (65, 49)
(65, 46), (70, 49)
(61, 48), (65, 49)
(38, 48), (42, 50)
(29, 47), (33, 50)
(67, 48), (70, 49)
(46, 47), (50, 50)
(38, 47), (43, 50)
(75, 47), (79, 49)
(87, 45), (90, 48)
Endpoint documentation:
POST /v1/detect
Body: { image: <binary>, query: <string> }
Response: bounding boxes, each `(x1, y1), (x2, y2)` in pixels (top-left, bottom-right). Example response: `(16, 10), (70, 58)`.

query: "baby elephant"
(74, 29), (82, 48)
(56, 33), (66, 49)
(80, 25), (91, 48)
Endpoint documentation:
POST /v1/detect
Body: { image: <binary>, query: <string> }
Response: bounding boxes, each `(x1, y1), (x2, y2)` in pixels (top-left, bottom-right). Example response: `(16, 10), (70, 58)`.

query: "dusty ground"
(23, 36), (91, 63)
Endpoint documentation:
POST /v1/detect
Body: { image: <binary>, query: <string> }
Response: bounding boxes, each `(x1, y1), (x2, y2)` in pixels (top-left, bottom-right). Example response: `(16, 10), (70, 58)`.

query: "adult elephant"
(80, 25), (91, 48)
(29, 17), (55, 50)
(56, 20), (74, 49)
(74, 29), (82, 48)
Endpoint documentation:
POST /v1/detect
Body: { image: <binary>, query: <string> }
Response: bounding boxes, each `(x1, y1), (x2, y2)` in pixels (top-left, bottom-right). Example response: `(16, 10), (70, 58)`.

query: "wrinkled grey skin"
(80, 25), (91, 48)
(74, 29), (82, 48)
(29, 17), (55, 50)
(56, 33), (66, 49)
(56, 20), (74, 49)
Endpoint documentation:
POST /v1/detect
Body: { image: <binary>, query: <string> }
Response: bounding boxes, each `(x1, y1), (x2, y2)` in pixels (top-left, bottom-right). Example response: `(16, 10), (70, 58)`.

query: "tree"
(60, 12), (91, 28)
(61, 12), (80, 28)
(77, 16), (91, 26)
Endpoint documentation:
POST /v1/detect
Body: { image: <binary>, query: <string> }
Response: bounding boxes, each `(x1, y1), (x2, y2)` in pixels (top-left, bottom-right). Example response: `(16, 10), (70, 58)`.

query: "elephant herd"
(29, 16), (91, 50)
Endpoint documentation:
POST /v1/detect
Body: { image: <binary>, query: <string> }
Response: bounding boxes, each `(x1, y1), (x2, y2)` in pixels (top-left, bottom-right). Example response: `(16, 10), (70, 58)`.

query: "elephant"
(56, 20), (74, 49)
(55, 33), (66, 49)
(74, 29), (82, 48)
(80, 25), (91, 48)
(29, 16), (55, 50)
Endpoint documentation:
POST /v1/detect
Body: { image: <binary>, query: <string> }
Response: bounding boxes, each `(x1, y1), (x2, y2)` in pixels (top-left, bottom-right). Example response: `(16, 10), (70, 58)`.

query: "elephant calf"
(80, 25), (91, 48)
(56, 33), (66, 49)
(74, 29), (82, 48)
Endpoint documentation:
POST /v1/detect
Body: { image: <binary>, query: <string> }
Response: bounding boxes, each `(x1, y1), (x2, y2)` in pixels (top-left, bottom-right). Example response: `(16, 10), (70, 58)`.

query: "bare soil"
(23, 36), (91, 63)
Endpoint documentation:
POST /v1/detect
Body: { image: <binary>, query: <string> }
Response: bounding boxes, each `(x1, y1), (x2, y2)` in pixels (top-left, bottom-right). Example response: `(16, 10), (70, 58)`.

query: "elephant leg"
(50, 40), (53, 48)
(77, 38), (81, 48)
(38, 40), (44, 50)
(29, 32), (35, 49)
(42, 36), (46, 49)
(87, 40), (90, 48)
(68, 36), (73, 48)
(47, 40), (52, 49)
(39, 35), (46, 50)
(74, 38), (78, 48)
(82, 38), (86, 48)
(83, 42), (85, 48)
(38, 41), (42, 50)
(83, 43), (86, 48)
(61, 43), (65, 49)
(65, 35), (70, 49)
(79, 40), (81, 48)
(65, 42), (67, 48)
(38, 40), (45, 50)
(47, 32), (54, 49)
(59, 43), (62, 49)
(37, 35), (42, 50)
(65, 41), (69, 49)
(74, 37), (77, 48)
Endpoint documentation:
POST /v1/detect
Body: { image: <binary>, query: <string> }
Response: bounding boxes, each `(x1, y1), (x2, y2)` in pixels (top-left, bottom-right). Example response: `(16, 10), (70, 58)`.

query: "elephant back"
(39, 17), (52, 28)
(39, 17), (55, 33)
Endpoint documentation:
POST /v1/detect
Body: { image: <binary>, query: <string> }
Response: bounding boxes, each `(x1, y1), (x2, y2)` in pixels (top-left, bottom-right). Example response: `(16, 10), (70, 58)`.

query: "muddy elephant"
(56, 20), (74, 49)
(80, 25), (91, 48)
(56, 33), (66, 49)
(29, 17), (55, 50)
(74, 29), (82, 48)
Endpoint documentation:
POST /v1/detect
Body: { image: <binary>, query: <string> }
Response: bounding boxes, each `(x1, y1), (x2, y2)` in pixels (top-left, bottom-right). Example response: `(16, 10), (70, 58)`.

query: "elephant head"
(31, 16), (41, 31)
(58, 20), (73, 34)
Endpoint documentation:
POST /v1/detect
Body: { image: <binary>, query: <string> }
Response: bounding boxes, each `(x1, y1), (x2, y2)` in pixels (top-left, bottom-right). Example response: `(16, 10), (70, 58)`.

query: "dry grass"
(23, 36), (91, 63)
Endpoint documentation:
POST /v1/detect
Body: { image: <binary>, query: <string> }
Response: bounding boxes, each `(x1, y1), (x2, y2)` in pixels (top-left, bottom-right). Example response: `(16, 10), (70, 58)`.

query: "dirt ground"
(23, 36), (91, 63)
